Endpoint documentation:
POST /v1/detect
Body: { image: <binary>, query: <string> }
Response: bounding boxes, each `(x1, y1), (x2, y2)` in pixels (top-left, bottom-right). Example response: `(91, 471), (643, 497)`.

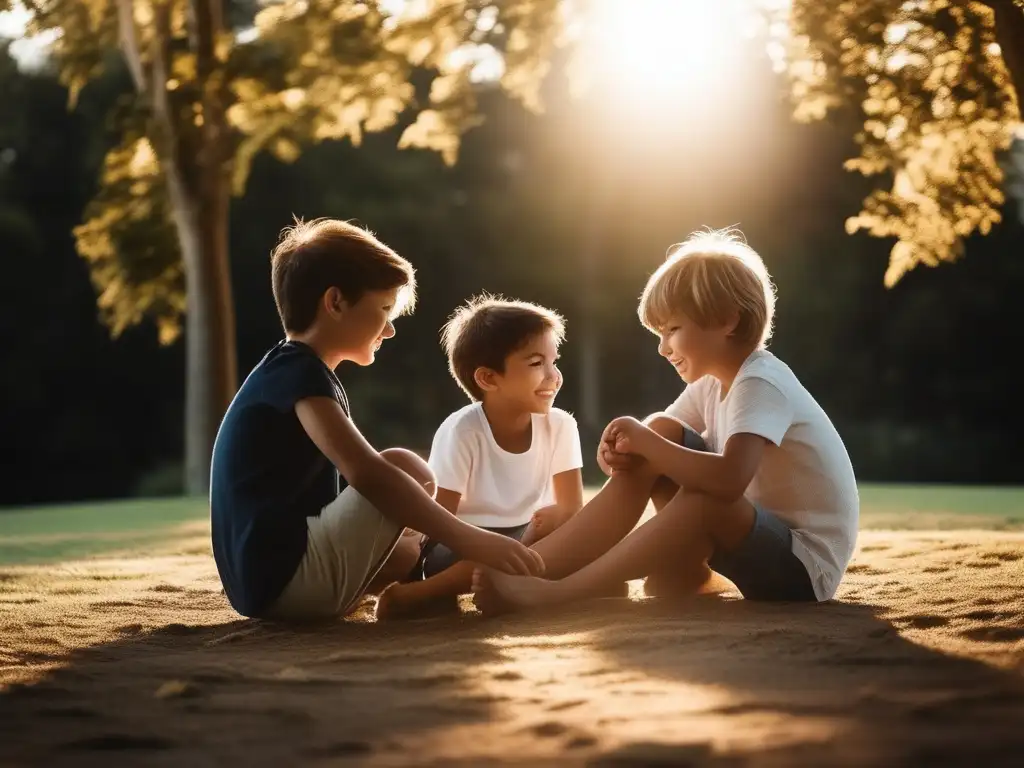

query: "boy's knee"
(645, 413), (706, 451)
(644, 413), (684, 443)
(680, 490), (755, 549)
(381, 448), (437, 497)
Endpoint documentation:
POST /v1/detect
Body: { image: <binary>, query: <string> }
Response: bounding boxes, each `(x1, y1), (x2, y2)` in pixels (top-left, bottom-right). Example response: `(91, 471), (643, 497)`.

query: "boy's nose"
(382, 321), (396, 339)
(658, 337), (671, 358)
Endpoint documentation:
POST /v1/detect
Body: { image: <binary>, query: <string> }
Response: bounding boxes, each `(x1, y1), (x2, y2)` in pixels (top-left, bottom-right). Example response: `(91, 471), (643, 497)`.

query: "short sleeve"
(266, 353), (341, 413)
(551, 411), (584, 475)
(664, 378), (709, 434)
(428, 415), (474, 495)
(724, 377), (793, 446)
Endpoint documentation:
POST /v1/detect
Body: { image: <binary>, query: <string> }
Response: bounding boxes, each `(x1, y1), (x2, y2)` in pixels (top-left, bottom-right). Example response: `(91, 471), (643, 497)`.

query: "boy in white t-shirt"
(376, 295), (584, 619)
(473, 229), (860, 613)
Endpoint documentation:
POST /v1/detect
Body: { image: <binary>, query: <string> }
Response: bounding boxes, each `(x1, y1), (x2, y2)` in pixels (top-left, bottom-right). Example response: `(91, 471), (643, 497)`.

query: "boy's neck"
(480, 398), (533, 454)
(713, 344), (759, 398)
(287, 328), (346, 370)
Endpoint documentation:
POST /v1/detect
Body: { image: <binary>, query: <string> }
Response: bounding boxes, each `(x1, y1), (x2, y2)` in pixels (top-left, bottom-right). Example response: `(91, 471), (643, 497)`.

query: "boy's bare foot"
(375, 583), (458, 621)
(643, 563), (714, 599)
(471, 567), (561, 615)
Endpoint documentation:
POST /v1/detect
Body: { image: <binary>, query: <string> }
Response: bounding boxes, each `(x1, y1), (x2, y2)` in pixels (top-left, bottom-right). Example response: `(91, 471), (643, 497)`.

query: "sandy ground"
(1, 524), (1023, 767)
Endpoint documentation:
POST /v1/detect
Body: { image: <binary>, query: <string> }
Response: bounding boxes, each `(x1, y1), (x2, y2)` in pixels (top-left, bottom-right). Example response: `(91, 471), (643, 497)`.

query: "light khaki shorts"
(264, 486), (403, 620)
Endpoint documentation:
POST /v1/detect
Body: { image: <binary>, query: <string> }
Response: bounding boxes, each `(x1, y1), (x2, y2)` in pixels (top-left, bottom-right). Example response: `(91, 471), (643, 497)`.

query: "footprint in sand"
(962, 626), (1024, 643)
(303, 741), (372, 757)
(150, 584), (186, 593)
(548, 699), (587, 712)
(900, 615), (949, 629)
(588, 741), (719, 767)
(60, 735), (175, 751)
(528, 721), (569, 738)
(846, 564), (884, 575)
(89, 600), (137, 609)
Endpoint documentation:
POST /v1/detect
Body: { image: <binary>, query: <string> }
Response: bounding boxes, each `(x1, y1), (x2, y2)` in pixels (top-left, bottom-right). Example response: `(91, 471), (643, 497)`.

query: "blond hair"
(638, 228), (775, 348)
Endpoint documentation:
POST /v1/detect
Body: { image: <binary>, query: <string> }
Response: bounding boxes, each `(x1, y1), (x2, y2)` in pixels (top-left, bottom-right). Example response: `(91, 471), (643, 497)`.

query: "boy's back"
(210, 339), (349, 617)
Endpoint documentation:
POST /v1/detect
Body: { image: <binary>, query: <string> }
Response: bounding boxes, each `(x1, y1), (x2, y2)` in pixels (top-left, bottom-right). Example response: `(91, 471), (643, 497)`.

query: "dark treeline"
(1, 42), (1021, 507)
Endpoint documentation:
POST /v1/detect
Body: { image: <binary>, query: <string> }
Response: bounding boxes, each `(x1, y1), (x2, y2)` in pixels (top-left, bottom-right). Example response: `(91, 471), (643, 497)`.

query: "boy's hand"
(460, 528), (545, 577)
(529, 504), (571, 540)
(598, 443), (643, 475)
(599, 416), (650, 474)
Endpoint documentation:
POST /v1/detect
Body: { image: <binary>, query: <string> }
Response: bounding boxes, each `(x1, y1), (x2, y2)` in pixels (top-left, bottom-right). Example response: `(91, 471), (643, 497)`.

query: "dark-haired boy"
(376, 295), (583, 619)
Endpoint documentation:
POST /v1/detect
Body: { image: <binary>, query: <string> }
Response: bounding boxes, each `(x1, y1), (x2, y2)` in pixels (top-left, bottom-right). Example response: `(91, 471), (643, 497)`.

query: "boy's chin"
(529, 398), (557, 414)
(343, 350), (374, 367)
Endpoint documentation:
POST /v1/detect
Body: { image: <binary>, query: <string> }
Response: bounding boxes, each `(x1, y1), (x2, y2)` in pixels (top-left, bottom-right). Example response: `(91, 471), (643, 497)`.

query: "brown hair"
(271, 217), (416, 333)
(441, 294), (566, 401)
(638, 228), (775, 348)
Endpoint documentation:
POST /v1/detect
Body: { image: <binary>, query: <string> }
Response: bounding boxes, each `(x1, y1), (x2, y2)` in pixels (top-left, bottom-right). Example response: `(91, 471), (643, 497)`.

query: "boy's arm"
(295, 396), (543, 575)
(633, 429), (767, 502)
(525, 468), (583, 544)
(552, 468), (584, 515)
(611, 377), (792, 502)
(435, 487), (461, 516)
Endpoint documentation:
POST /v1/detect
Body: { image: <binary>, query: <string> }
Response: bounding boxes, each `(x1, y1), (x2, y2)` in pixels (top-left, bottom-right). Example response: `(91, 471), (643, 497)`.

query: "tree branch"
(115, 0), (147, 94)
(191, 0), (222, 81)
(149, 2), (173, 125)
(190, 0), (227, 171)
(980, 0), (1024, 115)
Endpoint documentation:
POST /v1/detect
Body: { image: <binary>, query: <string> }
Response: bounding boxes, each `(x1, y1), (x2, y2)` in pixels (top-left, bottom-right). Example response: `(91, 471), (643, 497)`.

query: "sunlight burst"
(572, 0), (762, 104)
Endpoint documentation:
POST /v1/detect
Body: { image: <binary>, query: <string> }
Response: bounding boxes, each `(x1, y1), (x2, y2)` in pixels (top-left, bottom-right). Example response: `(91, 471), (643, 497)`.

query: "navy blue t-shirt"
(210, 340), (350, 618)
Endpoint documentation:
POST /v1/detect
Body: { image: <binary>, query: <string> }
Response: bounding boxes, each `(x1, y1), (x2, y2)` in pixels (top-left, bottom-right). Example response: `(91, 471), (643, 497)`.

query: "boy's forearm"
(639, 431), (743, 501)
(353, 459), (473, 549)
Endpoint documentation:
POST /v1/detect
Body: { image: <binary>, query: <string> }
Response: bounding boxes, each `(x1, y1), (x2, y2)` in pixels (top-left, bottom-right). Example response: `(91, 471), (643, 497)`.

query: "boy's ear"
(324, 287), (348, 319)
(474, 366), (500, 394)
(723, 309), (741, 338)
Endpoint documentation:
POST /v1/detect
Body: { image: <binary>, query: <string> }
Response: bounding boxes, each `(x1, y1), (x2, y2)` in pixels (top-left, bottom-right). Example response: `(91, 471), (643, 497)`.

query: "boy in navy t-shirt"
(210, 218), (543, 620)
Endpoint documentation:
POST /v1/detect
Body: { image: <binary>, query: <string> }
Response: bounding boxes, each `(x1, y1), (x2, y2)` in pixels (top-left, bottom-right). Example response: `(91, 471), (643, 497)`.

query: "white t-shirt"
(428, 403), (583, 528)
(666, 349), (859, 601)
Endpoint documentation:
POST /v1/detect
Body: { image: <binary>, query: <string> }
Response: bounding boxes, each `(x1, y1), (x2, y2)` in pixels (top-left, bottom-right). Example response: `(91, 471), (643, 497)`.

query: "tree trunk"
(167, 168), (237, 496)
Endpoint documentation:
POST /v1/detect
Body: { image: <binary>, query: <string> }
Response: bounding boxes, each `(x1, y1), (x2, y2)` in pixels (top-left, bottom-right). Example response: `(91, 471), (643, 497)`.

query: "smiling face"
(656, 312), (734, 384)
(477, 329), (563, 414)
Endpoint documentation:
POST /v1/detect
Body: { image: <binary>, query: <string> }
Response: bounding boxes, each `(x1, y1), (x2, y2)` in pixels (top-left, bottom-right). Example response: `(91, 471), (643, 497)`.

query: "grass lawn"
(1, 484), (1023, 567)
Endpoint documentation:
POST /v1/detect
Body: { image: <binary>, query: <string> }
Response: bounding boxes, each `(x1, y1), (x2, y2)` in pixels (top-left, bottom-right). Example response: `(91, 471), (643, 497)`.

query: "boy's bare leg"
(376, 559), (473, 619)
(474, 490), (756, 614)
(522, 467), (661, 580)
(643, 475), (713, 597)
(361, 448), (435, 598)
(364, 535), (421, 596)
(520, 414), (686, 580)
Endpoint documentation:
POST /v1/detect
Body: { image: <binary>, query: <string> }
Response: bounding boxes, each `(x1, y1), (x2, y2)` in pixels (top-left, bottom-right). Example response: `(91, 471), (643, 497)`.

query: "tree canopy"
(783, 0), (1022, 286)
(4, 0), (560, 342)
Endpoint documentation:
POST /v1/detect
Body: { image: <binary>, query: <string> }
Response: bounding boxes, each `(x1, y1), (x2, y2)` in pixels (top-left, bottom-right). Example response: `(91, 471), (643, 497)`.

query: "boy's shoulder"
(236, 340), (347, 413)
(436, 401), (484, 437)
(544, 407), (579, 431)
(735, 350), (800, 393)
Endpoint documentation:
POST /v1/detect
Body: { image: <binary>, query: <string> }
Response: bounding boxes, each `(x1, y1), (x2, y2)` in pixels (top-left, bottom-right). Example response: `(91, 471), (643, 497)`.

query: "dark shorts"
(678, 423), (816, 603)
(407, 523), (531, 581)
